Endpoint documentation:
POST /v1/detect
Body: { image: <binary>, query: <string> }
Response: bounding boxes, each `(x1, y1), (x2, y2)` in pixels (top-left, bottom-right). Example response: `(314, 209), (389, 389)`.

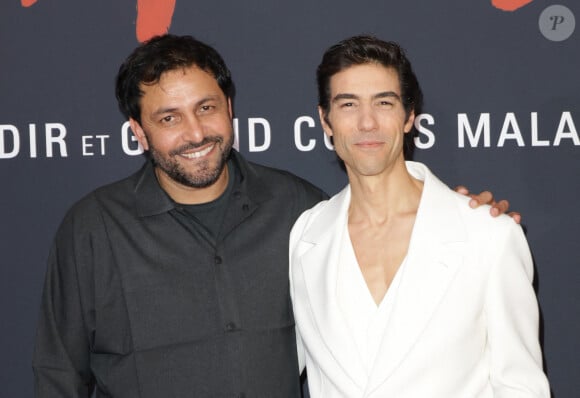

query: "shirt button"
(214, 256), (222, 265)
(242, 204), (249, 211)
(233, 191), (242, 199)
(225, 322), (237, 331)
(238, 394), (246, 398)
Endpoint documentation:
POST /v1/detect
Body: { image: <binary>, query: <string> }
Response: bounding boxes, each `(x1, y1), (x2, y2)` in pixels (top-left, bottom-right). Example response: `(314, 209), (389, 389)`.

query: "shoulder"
(56, 168), (141, 236)
(248, 160), (324, 193)
(290, 186), (348, 241)
(242, 157), (328, 211)
(413, 162), (524, 251)
(414, 161), (519, 236)
(453, 192), (519, 235)
(447, 190), (530, 273)
(73, 170), (138, 211)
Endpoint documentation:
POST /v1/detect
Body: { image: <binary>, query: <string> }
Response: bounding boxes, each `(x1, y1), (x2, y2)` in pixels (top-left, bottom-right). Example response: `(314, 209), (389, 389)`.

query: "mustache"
(169, 136), (223, 156)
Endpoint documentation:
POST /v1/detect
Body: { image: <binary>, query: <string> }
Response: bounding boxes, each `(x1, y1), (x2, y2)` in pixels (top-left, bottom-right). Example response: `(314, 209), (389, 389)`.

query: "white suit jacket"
(289, 161), (550, 398)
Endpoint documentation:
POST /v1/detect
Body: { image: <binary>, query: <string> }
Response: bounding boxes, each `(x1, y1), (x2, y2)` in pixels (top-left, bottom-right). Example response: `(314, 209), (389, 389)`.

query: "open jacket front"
(289, 161), (550, 398)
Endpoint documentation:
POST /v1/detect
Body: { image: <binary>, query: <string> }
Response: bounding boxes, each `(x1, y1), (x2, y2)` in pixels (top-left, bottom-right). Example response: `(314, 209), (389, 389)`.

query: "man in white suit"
(289, 35), (550, 397)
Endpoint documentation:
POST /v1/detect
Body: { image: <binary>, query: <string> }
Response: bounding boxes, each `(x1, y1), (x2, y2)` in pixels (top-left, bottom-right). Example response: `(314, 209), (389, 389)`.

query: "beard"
(149, 134), (233, 188)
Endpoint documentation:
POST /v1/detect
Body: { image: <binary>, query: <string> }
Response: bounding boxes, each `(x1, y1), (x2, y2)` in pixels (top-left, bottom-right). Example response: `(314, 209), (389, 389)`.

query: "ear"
(403, 109), (416, 134)
(129, 118), (149, 151)
(227, 98), (233, 119)
(318, 106), (333, 138)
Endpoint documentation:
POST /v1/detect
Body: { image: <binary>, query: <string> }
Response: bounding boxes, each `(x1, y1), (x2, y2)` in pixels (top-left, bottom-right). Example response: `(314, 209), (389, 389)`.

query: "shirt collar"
(134, 160), (175, 217)
(133, 150), (272, 218)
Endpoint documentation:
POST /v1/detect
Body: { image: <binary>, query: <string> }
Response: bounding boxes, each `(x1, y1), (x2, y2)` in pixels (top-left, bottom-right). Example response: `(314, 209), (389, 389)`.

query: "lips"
(355, 141), (384, 148)
(180, 143), (215, 159)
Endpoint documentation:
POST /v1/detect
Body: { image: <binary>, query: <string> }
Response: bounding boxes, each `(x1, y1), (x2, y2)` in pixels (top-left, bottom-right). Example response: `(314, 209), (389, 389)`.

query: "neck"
(347, 160), (423, 225)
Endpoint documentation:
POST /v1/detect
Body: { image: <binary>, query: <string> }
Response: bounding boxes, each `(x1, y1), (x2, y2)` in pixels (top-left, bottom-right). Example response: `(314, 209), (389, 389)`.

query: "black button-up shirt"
(33, 151), (326, 397)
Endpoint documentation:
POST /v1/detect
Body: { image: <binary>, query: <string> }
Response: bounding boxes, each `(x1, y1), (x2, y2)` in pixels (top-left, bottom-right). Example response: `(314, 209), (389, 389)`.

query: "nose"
(182, 114), (205, 143)
(357, 104), (378, 132)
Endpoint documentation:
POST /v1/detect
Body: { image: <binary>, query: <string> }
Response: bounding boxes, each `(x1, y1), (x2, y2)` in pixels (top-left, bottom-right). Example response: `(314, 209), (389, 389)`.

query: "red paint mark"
(136, 0), (176, 42)
(491, 0), (533, 12)
(21, 0), (176, 42)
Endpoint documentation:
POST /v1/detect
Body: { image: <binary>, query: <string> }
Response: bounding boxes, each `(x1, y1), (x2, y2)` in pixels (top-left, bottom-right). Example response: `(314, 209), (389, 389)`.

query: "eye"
(158, 114), (180, 126)
(160, 115), (175, 124)
(340, 102), (354, 108)
(199, 104), (216, 113)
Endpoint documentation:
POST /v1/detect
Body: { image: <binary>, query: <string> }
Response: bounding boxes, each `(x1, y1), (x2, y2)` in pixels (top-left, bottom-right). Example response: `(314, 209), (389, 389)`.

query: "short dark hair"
(317, 35), (423, 122)
(115, 34), (234, 123)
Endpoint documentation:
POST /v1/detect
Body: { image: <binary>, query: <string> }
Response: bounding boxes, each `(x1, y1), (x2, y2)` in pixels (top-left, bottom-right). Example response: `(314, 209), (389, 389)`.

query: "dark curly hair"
(115, 34), (233, 124)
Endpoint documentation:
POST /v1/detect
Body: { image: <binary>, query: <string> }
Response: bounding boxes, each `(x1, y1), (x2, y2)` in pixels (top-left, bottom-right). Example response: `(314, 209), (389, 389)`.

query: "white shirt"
(337, 224), (408, 376)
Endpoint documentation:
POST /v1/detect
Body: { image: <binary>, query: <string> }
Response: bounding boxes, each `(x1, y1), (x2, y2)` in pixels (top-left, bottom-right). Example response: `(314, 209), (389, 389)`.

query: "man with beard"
(32, 34), (514, 397)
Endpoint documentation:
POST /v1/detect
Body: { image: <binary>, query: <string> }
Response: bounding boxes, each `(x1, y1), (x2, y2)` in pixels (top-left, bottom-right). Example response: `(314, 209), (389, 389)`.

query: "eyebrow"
(332, 91), (402, 103)
(151, 95), (223, 117)
(152, 107), (178, 117)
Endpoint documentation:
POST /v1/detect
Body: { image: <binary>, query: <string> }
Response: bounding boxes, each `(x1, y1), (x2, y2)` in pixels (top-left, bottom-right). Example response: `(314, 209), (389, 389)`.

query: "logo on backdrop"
(12, 1), (577, 159)
(1, 112), (578, 159)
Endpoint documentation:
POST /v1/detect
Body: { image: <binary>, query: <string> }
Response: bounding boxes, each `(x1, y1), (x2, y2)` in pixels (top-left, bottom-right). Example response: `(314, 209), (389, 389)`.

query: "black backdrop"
(1, 1), (578, 396)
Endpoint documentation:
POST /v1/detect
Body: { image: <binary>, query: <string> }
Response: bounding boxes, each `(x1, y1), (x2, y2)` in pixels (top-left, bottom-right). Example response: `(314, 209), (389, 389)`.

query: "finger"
(508, 211), (522, 224)
(469, 190), (494, 208)
(491, 199), (510, 216)
(454, 185), (470, 195)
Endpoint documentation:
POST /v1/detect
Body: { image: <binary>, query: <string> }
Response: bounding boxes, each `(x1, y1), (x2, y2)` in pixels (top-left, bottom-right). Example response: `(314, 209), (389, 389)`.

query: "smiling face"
(129, 65), (234, 201)
(320, 63), (415, 180)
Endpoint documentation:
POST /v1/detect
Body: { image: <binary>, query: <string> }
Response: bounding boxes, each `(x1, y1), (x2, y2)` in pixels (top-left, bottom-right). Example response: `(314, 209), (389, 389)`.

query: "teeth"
(182, 144), (214, 159)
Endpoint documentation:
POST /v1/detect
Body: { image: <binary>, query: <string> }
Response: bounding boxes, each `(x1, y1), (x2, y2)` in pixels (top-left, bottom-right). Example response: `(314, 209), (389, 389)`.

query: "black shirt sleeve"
(33, 202), (96, 397)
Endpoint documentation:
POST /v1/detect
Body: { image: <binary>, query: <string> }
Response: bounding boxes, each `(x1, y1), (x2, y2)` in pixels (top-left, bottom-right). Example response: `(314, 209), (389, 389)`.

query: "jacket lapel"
(297, 187), (370, 389)
(365, 162), (467, 395)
